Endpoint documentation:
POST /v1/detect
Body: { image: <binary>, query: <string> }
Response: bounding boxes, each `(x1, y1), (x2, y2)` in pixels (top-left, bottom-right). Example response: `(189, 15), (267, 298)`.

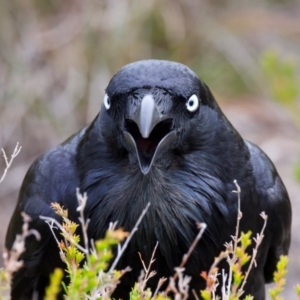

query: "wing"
(5, 131), (84, 299)
(246, 141), (292, 283)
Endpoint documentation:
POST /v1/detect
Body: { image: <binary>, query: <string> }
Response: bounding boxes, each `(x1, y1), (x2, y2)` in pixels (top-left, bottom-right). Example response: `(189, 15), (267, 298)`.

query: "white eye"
(186, 94), (199, 112)
(103, 93), (111, 110)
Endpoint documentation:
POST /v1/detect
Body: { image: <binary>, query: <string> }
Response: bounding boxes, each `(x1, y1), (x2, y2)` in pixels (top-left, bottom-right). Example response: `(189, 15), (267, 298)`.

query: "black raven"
(6, 60), (291, 299)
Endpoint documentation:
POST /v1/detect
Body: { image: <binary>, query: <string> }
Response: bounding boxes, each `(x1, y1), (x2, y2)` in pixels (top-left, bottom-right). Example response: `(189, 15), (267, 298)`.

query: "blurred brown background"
(0, 0), (299, 298)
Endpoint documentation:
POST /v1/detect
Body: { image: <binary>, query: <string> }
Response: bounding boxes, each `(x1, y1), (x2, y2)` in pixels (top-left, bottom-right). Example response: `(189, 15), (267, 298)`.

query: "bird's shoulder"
(6, 128), (86, 255)
(18, 128), (87, 217)
(245, 140), (291, 216)
(245, 140), (288, 199)
(245, 140), (291, 281)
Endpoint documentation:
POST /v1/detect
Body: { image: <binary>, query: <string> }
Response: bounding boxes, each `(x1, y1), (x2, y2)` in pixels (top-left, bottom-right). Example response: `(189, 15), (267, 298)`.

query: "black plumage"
(6, 60), (291, 299)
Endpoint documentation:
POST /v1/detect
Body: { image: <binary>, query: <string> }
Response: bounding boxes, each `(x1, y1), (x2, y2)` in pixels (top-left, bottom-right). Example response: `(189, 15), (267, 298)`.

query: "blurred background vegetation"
(0, 0), (299, 298)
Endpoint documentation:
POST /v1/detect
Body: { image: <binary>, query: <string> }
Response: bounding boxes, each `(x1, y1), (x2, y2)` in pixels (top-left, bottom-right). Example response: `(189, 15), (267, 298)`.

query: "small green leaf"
(240, 231), (252, 249)
(44, 268), (63, 300)
(200, 289), (211, 300)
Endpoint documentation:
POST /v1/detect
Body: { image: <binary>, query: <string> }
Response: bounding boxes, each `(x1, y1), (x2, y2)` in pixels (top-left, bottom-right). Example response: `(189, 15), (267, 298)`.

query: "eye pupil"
(186, 94), (199, 112)
(104, 93), (111, 110)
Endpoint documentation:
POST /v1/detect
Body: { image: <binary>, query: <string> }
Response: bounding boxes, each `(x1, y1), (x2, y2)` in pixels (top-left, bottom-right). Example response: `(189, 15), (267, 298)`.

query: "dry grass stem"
(137, 241), (159, 292)
(3, 213), (40, 281)
(206, 251), (228, 299)
(40, 215), (88, 255)
(225, 179), (243, 298)
(76, 188), (90, 263)
(164, 222), (206, 296)
(109, 202), (151, 272)
(178, 223), (207, 270)
(221, 269), (228, 299)
(153, 277), (168, 297)
(237, 212), (268, 297)
(0, 143), (22, 184)
(175, 268), (191, 300)
(192, 289), (200, 300)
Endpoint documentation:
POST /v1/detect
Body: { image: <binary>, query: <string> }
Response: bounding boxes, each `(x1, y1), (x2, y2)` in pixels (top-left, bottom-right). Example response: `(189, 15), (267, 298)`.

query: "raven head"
(99, 60), (219, 174)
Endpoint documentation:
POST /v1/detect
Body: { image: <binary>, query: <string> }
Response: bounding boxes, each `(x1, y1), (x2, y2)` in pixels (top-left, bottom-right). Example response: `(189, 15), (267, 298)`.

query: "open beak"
(124, 94), (177, 174)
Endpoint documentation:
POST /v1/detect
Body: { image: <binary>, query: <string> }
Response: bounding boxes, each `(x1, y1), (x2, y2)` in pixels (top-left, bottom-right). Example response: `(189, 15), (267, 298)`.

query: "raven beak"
(133, 95), (163, 139)
(124, 94), (177, 174)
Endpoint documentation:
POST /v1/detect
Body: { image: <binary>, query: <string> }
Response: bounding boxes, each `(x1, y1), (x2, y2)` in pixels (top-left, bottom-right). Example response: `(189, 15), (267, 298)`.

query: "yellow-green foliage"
(130, 283), (152, 300)
(260, 50), (300, 181)
(47, 203), (129, 300)
(45, 269), (64, 300)
(295, 284), (300, 300)
(230, 231), (252, 299)
(260, 50), (299, 109)
(0, 268), (10, 300)
(233, 231), (252, 288)
(1, 203), (296, 300)
(268, 255), (289, 300)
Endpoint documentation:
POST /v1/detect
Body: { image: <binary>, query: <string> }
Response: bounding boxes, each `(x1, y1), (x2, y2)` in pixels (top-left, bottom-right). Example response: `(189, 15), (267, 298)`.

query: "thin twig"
(164, 222), (206, 295)
(175, 268), (191, 300)
(192, 289), (200, 300)
(3, 213), (40, 279)
(40, 216), (88, 254)
(225, 179), (242, 298)
(205, 251), (228, 299)
(221, 269), (228, 300)
(208, 251), (228, 279)
(0, 143), (22, 183)
(109, 202), (151, 272)
(232, 180), (242, 251)
(181, 270), (192, 300)
(42, 218), (65, 262)
(153, 277), (167, 297)
(91, 266), (132, 300)
(139, 241), (158, 281)
(237, 212), (268, 297)
(136, 241), (159, 296)
(76, 188), (90, 263)
(178, 223), (207, 270)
